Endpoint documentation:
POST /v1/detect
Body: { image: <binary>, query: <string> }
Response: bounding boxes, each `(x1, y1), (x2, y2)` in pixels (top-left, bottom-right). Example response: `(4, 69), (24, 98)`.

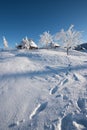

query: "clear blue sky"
(0, 0), (87, 48)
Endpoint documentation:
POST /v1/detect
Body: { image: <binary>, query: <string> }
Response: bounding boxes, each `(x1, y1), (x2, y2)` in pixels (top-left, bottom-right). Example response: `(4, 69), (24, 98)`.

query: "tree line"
(3, 25), (82, 55)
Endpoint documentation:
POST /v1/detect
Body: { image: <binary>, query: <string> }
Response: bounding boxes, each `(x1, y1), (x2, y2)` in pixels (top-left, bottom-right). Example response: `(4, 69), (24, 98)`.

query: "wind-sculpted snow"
(0, 48), (87, 130)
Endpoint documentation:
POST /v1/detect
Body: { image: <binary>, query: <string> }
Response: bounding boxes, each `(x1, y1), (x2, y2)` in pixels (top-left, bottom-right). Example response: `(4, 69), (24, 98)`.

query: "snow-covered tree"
(39, 31), (53, 48)
(55, 25), (82, 55)
(3, 36), (8, 48)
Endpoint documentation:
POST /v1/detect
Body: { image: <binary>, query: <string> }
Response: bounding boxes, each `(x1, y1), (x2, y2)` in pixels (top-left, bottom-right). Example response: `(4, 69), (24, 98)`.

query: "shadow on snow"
(0, 64), (87, 79)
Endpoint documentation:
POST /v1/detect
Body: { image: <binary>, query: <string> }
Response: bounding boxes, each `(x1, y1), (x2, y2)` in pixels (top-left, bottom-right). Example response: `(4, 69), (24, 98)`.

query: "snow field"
(0, 48), (87, 130)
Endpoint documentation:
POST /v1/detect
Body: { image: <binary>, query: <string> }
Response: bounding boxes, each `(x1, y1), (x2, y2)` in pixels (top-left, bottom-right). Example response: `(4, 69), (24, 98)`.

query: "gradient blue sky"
(0, 0), (87, 48)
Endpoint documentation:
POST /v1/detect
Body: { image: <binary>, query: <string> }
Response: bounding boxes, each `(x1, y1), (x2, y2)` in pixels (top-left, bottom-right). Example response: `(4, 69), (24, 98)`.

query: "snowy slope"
(0, 48), (87, 130)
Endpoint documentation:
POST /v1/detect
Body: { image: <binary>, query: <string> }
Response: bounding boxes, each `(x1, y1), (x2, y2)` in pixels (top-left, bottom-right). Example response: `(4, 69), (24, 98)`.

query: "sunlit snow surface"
(0, 48), (87, 130)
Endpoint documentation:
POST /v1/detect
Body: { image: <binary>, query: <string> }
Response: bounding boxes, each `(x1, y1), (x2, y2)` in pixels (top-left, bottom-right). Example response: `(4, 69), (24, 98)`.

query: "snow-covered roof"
(17, 37), (38, 49)
(53, 43), (60, 47)
(28, 39), (38, 48)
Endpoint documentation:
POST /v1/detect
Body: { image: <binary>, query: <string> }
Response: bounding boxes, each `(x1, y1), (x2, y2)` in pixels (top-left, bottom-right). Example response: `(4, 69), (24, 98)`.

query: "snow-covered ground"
(0, 48), (87, 130)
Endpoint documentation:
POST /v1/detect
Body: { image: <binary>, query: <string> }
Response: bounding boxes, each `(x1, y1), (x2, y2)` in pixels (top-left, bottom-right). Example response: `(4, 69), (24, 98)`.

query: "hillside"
(0, 48), (87, 130)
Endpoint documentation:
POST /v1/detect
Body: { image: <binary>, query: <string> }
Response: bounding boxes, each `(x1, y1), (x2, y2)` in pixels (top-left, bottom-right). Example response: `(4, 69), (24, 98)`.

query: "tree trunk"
(67, 48), (69, 55)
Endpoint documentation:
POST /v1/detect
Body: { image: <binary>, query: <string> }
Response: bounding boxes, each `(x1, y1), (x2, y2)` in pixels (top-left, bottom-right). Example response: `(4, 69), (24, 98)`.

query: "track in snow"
(49, 86), (58, 95)
(30, 102), (48, 120)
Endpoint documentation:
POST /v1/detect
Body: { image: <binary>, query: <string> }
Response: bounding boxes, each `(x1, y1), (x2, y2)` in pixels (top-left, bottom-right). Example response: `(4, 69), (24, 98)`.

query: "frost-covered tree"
(3, 36), (8, 48)
(39, 31), (53, 48)
(55, 25), (82, 55)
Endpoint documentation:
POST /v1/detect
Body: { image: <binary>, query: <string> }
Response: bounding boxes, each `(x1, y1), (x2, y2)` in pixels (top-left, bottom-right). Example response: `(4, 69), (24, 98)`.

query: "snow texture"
(0, 48), (87, 130)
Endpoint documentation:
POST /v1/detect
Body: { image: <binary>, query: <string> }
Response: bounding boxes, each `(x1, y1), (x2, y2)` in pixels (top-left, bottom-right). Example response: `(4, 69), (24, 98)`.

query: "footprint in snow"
(50, 86), (58, 95)
(9, 123), (16, 128)
(77, 98), (87, 112)
(30, 102), (48, 120)
(62, 79), (68, 85)
(8, 119), (25, 128)
(63, 95), (69, 100)
(73, 73), (85, 82)
(56, 94), (62, 98)
(61, 113), (87, 130)
(73, 74), (79, 81)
